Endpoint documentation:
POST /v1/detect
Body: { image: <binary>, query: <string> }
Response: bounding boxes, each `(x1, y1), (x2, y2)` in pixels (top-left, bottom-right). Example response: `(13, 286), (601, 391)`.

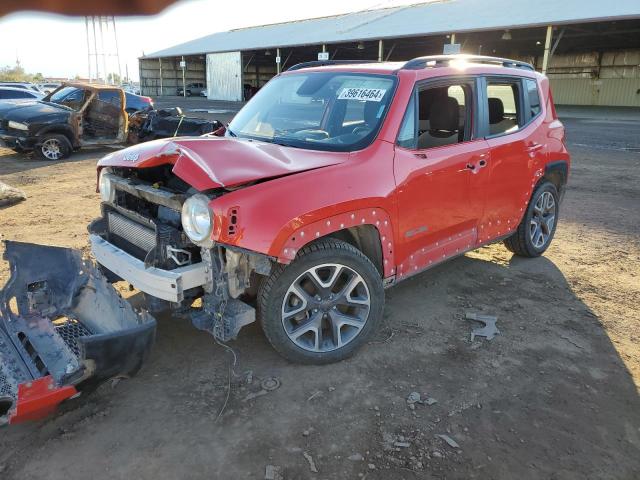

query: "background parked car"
(124, 91), (154, 113)
(122, 84), (141, 95)
(0, 82), (43, 93)
(176, 82), (205, 96)
(37, 82), (61, 94)
(0, 86), (44, 101)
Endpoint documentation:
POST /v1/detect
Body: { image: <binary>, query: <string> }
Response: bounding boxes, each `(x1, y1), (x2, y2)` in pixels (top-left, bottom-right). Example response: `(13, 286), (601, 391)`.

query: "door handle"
(527, 142), (543, 152)
(467, 153), (488, 171)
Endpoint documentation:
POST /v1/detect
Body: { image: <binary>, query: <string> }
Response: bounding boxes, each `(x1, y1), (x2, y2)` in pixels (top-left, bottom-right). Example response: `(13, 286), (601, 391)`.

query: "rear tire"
(258, 239), (384, 364)
(504, 181), (559, 257)
(35, 134), (72, 161)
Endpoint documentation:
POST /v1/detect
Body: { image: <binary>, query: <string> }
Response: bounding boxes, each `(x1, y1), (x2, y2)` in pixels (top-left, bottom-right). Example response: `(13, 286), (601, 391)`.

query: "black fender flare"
(544, 160), (569, 201)
(34, 125), (77, 148)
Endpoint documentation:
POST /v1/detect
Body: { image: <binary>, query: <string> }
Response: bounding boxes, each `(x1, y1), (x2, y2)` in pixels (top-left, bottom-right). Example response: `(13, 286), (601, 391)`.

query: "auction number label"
(337, 88), (386, 102)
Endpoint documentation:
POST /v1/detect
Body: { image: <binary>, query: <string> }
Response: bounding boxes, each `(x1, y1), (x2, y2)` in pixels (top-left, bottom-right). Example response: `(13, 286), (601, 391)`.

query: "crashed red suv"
(89, 54), (569, 365)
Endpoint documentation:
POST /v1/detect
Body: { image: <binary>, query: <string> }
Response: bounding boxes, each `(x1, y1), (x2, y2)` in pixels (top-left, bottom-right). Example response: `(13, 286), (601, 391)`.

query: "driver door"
(80, 89), (128, 145)
(393, 78), (489, 278)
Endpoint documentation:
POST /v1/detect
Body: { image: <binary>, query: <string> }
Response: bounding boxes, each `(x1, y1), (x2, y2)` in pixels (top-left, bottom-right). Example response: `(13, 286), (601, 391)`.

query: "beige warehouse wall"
(550, 78), (640, 107)
(545, 49), (640, 107)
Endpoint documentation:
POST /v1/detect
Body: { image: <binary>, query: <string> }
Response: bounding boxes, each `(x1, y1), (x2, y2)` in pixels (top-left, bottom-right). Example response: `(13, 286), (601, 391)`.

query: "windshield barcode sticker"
(338, 88), (386, 102)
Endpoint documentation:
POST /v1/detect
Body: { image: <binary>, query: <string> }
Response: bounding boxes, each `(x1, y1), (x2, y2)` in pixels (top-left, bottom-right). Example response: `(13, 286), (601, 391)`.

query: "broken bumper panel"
(0, 132), (37, 151)
(89, 233), (207, 303)
(0, 241), (156, 425)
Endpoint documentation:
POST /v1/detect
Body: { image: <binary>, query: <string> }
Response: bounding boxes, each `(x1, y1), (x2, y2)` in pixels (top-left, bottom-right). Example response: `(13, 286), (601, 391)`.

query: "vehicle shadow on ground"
(2, 248), (639, 479)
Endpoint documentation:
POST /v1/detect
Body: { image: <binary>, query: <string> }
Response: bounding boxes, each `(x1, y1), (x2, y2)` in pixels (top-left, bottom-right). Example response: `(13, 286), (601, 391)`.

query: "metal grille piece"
(54, 318), (92, 357)
(107, 211), (156, 253)
(0, 368), (13, 398)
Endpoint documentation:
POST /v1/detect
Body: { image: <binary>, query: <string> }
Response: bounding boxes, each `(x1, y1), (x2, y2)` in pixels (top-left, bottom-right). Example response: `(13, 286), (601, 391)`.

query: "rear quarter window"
(525, 79), (541, 119)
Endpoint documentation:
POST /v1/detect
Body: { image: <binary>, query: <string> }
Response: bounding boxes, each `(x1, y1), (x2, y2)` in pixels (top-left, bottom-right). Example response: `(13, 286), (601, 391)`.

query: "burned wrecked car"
(90, 55), (569, 365)
(0, 82), (222, 161)
(0, 83), (135, 160)
(0, 242), (155, 425)
(128, 107), (223, 144)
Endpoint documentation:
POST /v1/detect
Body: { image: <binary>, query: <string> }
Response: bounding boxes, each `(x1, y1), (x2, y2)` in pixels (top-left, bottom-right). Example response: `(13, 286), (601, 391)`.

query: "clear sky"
(0, 0), (419, 81)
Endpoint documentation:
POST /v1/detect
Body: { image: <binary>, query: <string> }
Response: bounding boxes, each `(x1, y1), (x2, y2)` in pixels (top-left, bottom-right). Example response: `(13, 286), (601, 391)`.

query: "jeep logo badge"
(123, 152), (139, 162)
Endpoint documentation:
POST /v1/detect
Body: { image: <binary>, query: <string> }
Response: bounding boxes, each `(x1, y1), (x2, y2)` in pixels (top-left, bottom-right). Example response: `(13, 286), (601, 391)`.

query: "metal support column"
(276, 47), (281, 74)
(378, 40), (383, 62)
(541, 25), (553, 74)
(181, 55), (186, 97)
(451, 33), (456, 44)
(158, 58), (163, 96)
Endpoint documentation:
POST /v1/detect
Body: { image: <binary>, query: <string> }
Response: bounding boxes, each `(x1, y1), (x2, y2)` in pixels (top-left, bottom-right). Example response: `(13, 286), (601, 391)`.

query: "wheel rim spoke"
(282, 284), (309, 320)
(281, 262), (371, 353)
(529, 191), (556, 249)
(43, 140), (61, 160)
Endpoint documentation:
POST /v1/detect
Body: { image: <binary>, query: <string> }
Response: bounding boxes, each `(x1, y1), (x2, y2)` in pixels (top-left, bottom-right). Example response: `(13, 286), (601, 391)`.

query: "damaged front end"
(0, 242), (156, 425)
(89, 164), (274, 345)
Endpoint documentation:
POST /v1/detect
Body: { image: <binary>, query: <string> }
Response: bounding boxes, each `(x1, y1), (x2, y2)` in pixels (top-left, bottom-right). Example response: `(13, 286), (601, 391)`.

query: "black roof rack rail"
(286, 60), (379, 72)
(402, 55), (535, 71)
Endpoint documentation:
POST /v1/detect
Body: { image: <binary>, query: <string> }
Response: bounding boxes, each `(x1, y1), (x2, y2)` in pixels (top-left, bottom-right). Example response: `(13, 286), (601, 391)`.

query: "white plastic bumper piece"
(89, 234), (207, 303)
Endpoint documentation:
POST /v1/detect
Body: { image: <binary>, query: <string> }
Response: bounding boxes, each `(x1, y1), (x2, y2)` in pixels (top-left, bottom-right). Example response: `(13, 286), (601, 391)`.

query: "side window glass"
(397, 95), (416, 148)
(525, 79), (541, 119)
(416, 83), (470, 150)
(486, 82), (521, 136)
(97, 91), (122, 107)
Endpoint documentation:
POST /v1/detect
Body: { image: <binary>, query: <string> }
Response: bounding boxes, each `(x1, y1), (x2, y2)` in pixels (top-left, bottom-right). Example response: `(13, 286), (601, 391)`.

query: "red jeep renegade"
(92, 54), (569, 364)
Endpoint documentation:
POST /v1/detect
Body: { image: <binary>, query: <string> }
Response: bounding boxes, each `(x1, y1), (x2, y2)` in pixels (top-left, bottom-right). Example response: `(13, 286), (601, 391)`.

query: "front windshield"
(228, 72), (396, 152)
(46, 86), (88, 110)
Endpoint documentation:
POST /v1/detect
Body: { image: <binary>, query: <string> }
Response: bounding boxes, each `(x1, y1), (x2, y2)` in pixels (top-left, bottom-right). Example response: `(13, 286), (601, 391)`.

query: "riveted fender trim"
(276, 208), (396, 278)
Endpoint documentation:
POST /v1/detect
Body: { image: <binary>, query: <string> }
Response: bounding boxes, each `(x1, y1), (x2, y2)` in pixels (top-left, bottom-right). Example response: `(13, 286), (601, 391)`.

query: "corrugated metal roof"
(143, 0), (640, 58)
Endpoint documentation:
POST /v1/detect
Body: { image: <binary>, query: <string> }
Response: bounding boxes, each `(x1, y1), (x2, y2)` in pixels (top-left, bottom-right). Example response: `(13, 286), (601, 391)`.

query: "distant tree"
(0, 62), (46, 83)
(0, 63), (27, 82)
(107, 72), (121, 85)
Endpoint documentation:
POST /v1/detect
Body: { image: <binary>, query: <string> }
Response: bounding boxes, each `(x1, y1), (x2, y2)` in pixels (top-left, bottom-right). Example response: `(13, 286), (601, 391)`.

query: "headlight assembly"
(8, 120), (28, 131)
(98, 168), (115, 203)
(181, 194), (214, 246)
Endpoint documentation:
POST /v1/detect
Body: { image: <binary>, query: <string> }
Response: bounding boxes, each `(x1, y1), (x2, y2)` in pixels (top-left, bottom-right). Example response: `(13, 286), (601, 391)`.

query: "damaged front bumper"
(0, 241), (156, 425)
(89, 234), (208, 303)
(0, 131), (37, 151)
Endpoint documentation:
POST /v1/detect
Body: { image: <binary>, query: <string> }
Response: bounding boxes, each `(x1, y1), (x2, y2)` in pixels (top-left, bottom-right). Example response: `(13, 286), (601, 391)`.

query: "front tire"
(258, 239), (384, 364)
(504, 181), (559, 257)
(35, 134), (72, 161)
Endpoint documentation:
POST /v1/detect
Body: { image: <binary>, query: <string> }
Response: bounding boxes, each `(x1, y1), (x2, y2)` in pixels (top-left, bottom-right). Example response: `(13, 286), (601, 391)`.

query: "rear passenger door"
(478, 76), (544, 243)
(393, 77), (490, 278)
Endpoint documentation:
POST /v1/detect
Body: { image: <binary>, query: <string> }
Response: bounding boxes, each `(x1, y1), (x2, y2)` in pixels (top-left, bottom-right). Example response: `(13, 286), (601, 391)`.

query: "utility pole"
(92, 17), (99, 81)
(85, 17), (91, 81)
(98, 17), (107, 83)
(85, 16), (122, 84)
(112, 17), (122, 84)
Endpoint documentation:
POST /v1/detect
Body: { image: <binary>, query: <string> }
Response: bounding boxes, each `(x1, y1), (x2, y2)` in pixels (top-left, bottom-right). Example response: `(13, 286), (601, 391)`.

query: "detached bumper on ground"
(0, 241), (156, 425)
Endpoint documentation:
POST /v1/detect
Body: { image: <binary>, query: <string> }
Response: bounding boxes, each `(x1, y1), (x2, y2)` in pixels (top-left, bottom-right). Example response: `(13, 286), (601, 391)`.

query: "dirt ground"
(0, 110), (639, 479)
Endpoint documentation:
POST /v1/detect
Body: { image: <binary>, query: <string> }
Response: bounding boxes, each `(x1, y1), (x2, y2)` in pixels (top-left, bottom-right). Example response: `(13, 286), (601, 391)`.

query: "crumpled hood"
(98, 136), (348, 190)
(0, 100), (70, 123)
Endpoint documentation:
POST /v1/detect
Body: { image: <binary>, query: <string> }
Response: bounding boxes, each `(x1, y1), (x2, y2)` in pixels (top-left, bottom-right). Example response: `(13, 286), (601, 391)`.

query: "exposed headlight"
(181, 194), (213, 246)
(8, 121), (28, 131)
(98, 168), (115, 203)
